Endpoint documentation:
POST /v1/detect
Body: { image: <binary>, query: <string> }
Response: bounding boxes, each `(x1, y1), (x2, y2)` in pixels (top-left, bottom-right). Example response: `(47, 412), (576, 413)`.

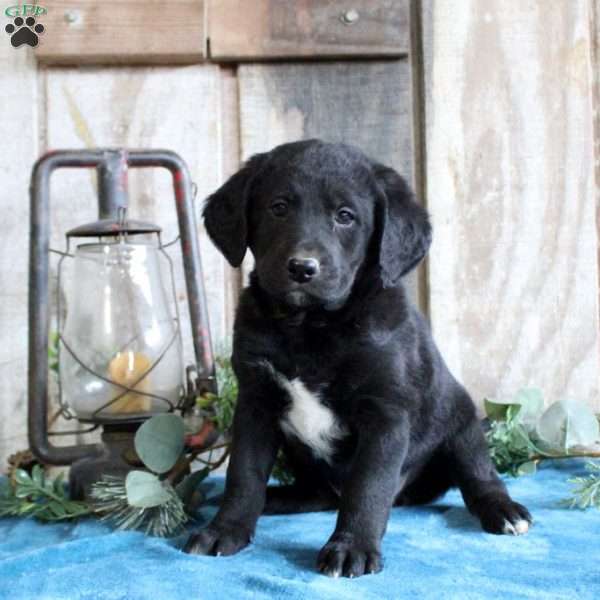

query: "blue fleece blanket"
(0, 460), (598, 600)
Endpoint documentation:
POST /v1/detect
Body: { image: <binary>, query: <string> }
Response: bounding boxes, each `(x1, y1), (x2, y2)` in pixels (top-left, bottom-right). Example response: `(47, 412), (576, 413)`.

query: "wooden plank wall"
(422, 0), (600, 411)
(1, 0), (599, 466)
(0, 37), (38, 461)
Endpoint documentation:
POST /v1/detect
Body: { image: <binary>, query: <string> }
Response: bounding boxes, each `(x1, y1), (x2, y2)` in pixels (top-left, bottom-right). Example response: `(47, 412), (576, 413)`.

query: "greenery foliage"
(90, 413), (195, 537)
(484, 388), (600, 509)
(199, 354), (238, 433)
(0, 465), (90, 521)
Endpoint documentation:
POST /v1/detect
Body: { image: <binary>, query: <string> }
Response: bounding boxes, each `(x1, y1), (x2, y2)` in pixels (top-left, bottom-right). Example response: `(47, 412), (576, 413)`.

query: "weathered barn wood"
(422, 0), (600, 410)
(36, 0), (206, 65)
(591, 0), (600, 350)
(237, 60), (421, 302)
(44, 65), (230, 370)
(208, 0), (409, 60)
(217, 66), (243, 337)
(0, 45), (38, 459)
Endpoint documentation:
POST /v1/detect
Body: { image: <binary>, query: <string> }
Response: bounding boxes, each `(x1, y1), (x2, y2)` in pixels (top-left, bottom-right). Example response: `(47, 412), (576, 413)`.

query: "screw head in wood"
(340, 9), (360, 25)
(64, 10), (81, 25)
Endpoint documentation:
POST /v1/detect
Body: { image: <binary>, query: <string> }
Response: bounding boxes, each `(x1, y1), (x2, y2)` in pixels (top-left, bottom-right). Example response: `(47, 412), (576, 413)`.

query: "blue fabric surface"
(0, 460), (599, 600)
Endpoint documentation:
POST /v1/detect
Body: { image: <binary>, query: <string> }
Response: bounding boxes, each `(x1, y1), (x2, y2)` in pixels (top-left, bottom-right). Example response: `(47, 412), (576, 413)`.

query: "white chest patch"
(261, 362), (347, 462)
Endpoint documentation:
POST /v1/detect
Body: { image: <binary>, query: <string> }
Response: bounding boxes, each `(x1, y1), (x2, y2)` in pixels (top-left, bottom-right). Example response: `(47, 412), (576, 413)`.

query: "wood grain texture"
(422, 0), (600, 411)
(591, 0), (600, 373)
(237, 60), (419, 300)
(0, 45), (38, 464)
(218, 66), (242, 340)
(36, 0), (206, 65)
(208, 0), (409, 60)
(44, 64), (229, 382)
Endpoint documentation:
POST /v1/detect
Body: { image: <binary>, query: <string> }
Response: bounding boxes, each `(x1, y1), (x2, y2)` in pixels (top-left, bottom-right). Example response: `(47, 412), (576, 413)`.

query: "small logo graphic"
(4, 4), (46, 48)
(5, 15), (44, 47)
(5, 4), (46, 18)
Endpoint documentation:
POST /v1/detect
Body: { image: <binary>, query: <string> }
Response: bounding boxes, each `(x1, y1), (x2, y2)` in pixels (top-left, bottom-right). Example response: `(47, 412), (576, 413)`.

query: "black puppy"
(184, 140), (531, 577)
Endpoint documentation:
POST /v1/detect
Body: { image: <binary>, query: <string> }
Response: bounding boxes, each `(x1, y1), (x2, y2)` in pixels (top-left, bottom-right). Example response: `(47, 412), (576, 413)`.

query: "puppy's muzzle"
(287, 257), (320, 283)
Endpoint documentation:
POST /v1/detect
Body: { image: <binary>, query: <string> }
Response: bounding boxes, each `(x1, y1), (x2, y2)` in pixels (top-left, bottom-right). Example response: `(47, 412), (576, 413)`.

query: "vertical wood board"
(423, 0), (600, 410)
(217, 66), (242, 339)
(237, 60), (420, 301)
(0, 45), (38, 463)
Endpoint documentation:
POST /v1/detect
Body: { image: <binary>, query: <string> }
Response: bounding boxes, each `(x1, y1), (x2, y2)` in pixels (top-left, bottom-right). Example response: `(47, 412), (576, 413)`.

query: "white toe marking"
(503, 519), (529, 535)
(259, 361), (347, 463)
(514, 519), (530, 534)
(502, 520), (516, 535)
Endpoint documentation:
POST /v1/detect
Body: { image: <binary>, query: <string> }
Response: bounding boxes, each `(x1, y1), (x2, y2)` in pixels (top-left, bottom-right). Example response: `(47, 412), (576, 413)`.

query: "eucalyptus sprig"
(0, 465), (90, 521)
(90, 414), (191, 537)
(484, 388), (600, 509)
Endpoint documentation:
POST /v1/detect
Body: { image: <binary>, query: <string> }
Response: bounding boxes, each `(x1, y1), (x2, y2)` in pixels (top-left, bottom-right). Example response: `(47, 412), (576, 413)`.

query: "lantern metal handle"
(29, 149), (216, 465)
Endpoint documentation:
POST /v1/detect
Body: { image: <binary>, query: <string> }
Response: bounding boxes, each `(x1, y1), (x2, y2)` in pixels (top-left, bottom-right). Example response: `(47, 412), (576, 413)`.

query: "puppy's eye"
(270, 200), (289, 217)
(335, 208), (355, 225)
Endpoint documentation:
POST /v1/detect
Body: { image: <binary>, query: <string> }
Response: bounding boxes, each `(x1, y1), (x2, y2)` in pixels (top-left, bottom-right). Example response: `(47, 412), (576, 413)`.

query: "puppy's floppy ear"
(203, 153), (267, 267)
(372, 163), (432, 287)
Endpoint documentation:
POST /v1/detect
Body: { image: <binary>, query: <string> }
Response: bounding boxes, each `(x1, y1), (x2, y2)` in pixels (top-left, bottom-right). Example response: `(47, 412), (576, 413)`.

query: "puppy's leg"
(317, 415), (408, 578)
(264, 484), (338, 514)
(449, 417), (532, 535)
(395, 452), (454, 506)
(184, 399), (280, 556)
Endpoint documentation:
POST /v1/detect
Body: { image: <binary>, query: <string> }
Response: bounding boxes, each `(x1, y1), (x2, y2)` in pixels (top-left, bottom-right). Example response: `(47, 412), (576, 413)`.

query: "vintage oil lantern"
(28, 149), (217, 498)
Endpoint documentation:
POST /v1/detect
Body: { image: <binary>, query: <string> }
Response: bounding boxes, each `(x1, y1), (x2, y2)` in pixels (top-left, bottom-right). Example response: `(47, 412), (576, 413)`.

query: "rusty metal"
(28, 148), (217, 469)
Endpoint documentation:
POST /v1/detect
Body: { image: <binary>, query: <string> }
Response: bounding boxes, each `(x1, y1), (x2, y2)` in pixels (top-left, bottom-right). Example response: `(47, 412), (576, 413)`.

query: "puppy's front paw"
(183, 524), (251, 556)
(478, 497), (532, 535)
(317, 533), (382, 578)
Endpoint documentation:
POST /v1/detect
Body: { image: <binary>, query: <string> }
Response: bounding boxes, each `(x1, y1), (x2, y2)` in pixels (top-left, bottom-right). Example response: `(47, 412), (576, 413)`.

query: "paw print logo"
(5, 16), (45, 48)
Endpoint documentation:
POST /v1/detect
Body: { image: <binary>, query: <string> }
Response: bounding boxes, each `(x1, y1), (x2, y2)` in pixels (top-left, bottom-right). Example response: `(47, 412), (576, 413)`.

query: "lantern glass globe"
(60, 241), (183, 422)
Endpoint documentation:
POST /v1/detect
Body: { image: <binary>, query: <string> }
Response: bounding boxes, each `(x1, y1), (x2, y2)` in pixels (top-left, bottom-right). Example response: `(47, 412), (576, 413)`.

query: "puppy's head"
(204, 140), (431, 309)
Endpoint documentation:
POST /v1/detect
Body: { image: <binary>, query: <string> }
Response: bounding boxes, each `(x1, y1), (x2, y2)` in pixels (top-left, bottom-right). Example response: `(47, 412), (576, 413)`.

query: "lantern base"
(69, 423), (141, 501)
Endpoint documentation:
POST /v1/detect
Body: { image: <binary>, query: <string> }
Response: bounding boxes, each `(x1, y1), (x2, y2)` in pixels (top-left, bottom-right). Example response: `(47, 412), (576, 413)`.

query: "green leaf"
(484, 399), (521, 422)
(48, 501), (67, 519)
(14, 487), (33, 499)
(53, 472), (65, 496)
(134, 414), (185, 474)
(536, 400), (600, 451)
(14, 469), (31, 486)
(31, 465), (44, 487)
(125, 471), (172, 508)
(513, 388), (544, 426)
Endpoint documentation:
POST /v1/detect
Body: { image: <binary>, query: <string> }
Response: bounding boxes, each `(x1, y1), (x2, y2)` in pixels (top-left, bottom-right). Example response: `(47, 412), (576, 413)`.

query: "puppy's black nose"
(287, 258), (320, 283)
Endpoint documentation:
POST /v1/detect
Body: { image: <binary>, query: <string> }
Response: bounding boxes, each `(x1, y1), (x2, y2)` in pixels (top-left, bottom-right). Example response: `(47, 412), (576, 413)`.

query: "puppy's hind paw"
(478, 497), (532, 535)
